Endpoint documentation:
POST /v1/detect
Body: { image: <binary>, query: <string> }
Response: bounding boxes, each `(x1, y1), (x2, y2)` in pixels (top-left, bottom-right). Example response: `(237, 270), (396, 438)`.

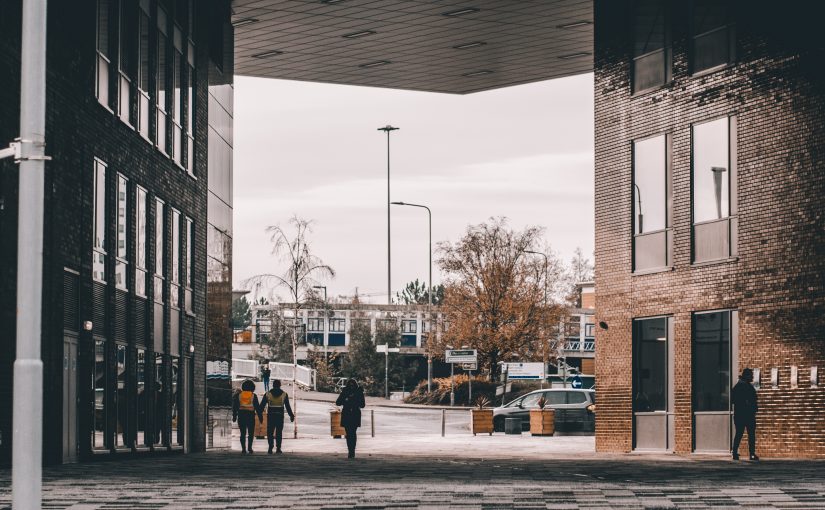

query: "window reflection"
(171, 357), (183, 446)
(693, 312), (731, 412)
(93, 160), (107, 282)
(137, 348), (147, 447)
(114, 344), (127, 447)
(155, 199), (165, 304)
(136, 187), (148, 297)
(153, 354), (165, 446)
(633, 318), (668, 412)
(633, 135), (666, 234)
(115, 174), (128, 290)
(93, 340), (106, 449)
(693, 118), (730, 223)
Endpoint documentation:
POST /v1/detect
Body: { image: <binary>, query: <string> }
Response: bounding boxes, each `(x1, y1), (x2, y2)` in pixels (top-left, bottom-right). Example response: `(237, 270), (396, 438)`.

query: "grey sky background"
(232, 73), (595, 303)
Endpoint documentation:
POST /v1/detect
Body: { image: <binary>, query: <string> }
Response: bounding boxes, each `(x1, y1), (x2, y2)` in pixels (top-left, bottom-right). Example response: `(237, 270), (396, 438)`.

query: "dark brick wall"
(0, 0), (224, 465)
(594, 0), (825, 457)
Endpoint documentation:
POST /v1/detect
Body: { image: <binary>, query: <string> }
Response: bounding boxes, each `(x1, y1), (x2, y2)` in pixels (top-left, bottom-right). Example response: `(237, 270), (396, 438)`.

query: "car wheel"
(493, 416), (505, 433)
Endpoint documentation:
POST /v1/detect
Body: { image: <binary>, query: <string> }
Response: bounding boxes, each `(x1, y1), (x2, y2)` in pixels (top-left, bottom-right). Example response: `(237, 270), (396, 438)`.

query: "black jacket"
(336, 386), (366, 428)
(731, 378), (758, 420)
(259, 388), (294, 420)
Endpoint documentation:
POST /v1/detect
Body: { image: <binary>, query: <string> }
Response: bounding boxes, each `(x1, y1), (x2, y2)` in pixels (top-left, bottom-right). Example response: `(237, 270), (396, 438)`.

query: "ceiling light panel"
(231, 18), (259, 27)
(442, 7), (480, 17)
(453, 41), (486, 50)
(359, 60), (392, 68)
(342, 30), (376, 39)
(557, 20), (592, 29)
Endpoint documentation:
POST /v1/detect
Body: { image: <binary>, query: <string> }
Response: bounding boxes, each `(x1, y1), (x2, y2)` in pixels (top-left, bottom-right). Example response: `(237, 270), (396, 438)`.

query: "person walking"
(259, 379), (294, 454)
(262, 363), (271, 392)
(336, 378), (366, 459)
(731, 367), (759, 461)
(233, 379), (263, 454)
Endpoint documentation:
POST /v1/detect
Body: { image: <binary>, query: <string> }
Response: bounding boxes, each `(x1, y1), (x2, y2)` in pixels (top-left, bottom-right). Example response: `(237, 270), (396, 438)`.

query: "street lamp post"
(313, 285), (327, 358)
(445, 345), (454, 406)
(391, 201), (432, 392)
(633, 183), (644, 234)
(525, 250), (548, 389)
(378, 125), (399, 305)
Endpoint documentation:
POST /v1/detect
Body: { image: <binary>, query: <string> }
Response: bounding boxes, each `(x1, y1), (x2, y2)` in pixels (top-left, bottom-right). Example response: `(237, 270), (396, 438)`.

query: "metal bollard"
(371, 409), (375, 437)
(441, 409), (446, 437)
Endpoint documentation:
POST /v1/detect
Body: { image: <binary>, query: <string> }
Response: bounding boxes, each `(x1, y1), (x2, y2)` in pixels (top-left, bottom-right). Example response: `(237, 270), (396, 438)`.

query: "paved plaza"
(2, 438), (824, 509)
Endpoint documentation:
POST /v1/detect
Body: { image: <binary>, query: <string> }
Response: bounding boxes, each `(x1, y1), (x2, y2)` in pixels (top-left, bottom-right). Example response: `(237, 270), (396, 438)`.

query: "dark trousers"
(733, 417), (756, 456)
(267, 412), (285, 451)
(345, 426), (358, 455)
(238, 412), (256, 451)
(263, 377), (270, 392)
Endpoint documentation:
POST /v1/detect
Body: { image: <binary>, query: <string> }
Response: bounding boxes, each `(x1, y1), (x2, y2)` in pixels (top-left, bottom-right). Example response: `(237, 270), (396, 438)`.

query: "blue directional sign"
(571, 375), (583, 389)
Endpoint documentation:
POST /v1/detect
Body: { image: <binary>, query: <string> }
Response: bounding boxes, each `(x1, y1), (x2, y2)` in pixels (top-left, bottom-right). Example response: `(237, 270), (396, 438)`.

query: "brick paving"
(2, 450), (825, 509)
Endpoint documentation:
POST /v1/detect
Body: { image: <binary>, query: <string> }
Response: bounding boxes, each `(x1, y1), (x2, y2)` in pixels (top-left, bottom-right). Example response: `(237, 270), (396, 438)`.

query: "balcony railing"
(564, 340), (595, 352)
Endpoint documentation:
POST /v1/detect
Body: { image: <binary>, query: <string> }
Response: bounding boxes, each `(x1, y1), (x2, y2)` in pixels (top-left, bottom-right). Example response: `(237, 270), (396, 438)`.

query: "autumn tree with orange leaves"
(435, 218), (566, 381)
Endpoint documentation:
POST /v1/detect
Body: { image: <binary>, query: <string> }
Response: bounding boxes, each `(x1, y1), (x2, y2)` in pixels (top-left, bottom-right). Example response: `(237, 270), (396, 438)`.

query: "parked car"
(493, 388), (596, 433)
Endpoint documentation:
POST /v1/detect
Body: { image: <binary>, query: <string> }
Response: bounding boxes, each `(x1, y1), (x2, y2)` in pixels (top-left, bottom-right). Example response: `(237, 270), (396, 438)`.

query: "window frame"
(95, 0), (113, 109)
(689, 0), (736, 76)
(116, 0), (134, 126)
(154, 198), (165, 304)
(630, 0), (672, 96)
(115, 173), (129, 291)
(631, 132), (673, 273)
(136, 0), (151, 140)
(155, 6), (169, 155)
(92, 159), (108, 283)
(135, 185), (148, 297)
(691, 115), (738, 264)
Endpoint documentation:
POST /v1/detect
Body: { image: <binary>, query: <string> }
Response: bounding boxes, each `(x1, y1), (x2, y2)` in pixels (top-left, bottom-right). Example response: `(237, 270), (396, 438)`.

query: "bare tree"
(243, 216), (335, 437)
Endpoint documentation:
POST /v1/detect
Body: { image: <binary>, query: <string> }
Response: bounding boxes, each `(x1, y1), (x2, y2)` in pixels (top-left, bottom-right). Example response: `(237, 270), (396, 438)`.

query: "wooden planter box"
(471, 409), (494, 436)
(330, 410), (346, 438)
(254, 412), (267, 439)
(529, 408), (555, 436)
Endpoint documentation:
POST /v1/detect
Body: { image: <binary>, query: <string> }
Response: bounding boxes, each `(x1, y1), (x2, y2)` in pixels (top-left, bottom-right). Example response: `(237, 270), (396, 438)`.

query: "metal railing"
(231, 358), (259, 379)
(270, 361), (317, 390)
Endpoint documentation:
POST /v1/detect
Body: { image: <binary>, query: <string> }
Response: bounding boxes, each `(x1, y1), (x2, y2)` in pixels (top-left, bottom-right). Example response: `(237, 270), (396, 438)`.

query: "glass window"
(401, 320), (417, 334)
(307, 318), (323, 332)
(543, 391), (566, 406)
(633, 135), (666, 234)
(692, 0), (732, 73)
(114, 344), (127, 447)
(693, 311), (731, 412)
(156, 7), (168, 153)
(521, 392), (542, 408)
(96, 0), (111, 106)
(185, 217), (193, 312)
(136, 348), (148, 446)
(171, 357), (183, 446)
(566, 391), (588, 404)
(172, 27), (184, 165)
(633, 318), (668, 412)
(93, 160), (107, 282)
(137, 2), (150, 138)
(117, 0), (132, 124)
(115, 174), (128, 290)
(154, 353), (165, 446)
(632, 0), (669, 93)
(93, 340), (107, 449)
(329, 318), (346, 333)
(135, 186), (147, 297)
(154, 199), (164, 304)
(170, 209), (180, 307)
(186, 42), (195, 175)
(693, 117), (730, 223)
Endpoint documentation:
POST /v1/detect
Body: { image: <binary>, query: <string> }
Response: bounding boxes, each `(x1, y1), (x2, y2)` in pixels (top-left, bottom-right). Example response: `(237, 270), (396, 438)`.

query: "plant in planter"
(529, 396), (555, 436)
(471, 396), (494, 436)
(329, 404), (346, 438)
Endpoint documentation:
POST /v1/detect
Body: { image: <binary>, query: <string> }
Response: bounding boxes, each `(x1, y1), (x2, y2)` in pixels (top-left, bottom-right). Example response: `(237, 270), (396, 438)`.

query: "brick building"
(594, 0), (825, 457)
(0, 0), (234, 465)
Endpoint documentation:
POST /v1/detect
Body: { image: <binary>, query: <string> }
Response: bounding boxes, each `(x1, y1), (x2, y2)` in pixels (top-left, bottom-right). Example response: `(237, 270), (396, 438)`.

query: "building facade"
(594, 0), (825, 457)
(0, 0), (234, 465)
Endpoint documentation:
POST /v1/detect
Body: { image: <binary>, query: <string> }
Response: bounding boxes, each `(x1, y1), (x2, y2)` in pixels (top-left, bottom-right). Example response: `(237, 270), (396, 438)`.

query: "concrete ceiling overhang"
(232, 0), (593, 95)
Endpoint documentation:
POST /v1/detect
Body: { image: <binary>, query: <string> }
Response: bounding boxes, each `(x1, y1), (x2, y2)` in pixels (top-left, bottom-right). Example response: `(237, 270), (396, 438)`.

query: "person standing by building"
(259, 379), (294, 454)
(233, 379), (263, 454)
(261, 362), (271, 392)
(731, 368), (759, 461)
(335, 378), (366, 459)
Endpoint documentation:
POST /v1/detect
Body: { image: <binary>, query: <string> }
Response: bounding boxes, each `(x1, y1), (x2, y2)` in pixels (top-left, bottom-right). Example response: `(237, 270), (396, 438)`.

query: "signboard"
(376, 344), (400, 354)
(501, 362), (545, 380)
(461, 362), (477, 371)
(445, 349), (477, 364)
(571, 375), (583, 389)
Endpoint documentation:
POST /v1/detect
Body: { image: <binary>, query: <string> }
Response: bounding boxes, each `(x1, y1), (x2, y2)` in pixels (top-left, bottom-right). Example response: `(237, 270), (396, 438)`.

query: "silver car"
(492, 388), (596, 433)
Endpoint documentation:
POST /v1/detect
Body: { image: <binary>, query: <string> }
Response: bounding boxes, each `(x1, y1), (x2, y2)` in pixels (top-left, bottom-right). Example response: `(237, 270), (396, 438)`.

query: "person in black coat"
(232, 379), (263, 454)
(731, 368), (759, 461)
(258, 379), (294, 454)
(335, 378), (366, 458)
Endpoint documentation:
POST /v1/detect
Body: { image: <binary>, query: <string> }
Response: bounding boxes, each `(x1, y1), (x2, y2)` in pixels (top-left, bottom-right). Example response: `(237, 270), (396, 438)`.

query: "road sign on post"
(460, 362), (477, 371)
(445, 349), (477, 364)
(501, 362), (545, 380)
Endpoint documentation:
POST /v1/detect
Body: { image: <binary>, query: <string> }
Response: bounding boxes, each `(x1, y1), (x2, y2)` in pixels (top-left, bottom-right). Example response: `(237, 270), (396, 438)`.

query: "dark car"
(493, 388), (596, 433)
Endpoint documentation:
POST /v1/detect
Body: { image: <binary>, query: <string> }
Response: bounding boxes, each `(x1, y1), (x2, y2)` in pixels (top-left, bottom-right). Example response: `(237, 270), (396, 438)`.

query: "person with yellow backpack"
(258, 379), (294, 454)
(232, 379), (263, 454)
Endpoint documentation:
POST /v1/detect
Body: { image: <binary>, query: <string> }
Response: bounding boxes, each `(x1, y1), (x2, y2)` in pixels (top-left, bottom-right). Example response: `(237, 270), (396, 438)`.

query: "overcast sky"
(232, 73), (595, 304)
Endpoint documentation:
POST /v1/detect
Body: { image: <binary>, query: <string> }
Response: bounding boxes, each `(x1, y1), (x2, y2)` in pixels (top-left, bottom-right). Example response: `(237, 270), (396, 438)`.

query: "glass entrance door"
(693, 310), (738, 452)
(632, 317), (674, 450)
(62, 336), (78, 463)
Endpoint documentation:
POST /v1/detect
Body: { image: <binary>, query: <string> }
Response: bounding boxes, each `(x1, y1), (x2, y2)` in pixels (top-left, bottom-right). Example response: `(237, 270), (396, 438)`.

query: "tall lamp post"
(391, 201), (433, 392)
(525, 250), (548, 389)
(378, 125), (399, 305)
(313, 285), (327, 358)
